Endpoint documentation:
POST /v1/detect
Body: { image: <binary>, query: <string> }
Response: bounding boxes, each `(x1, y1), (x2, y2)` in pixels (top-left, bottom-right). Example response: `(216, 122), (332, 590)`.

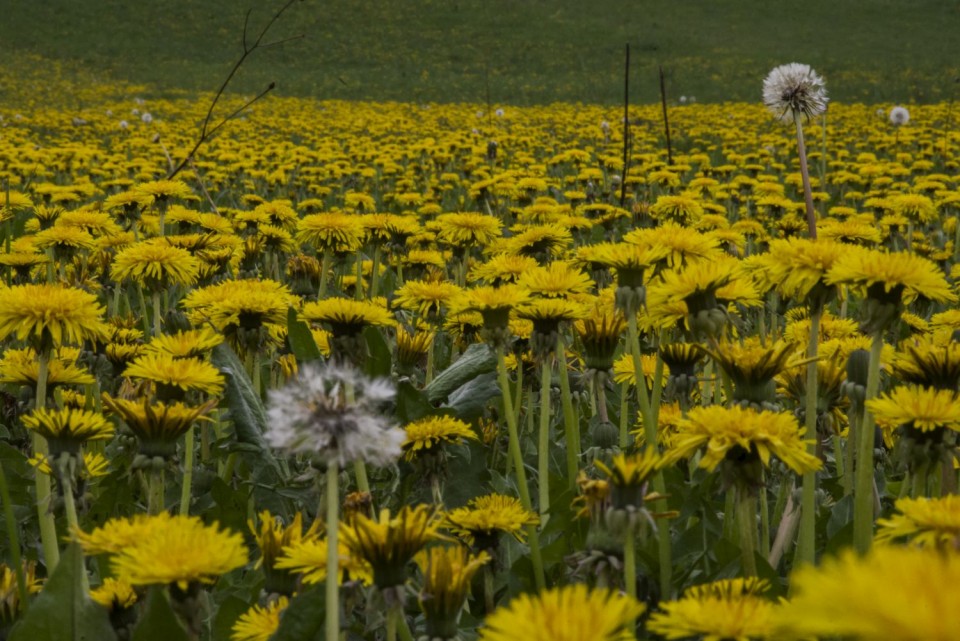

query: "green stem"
(853, 333), (884, 553)
(152, 290), (162, 337)
(326, 465), (340, 641)
(737, 488), (758, 577)
(843, 410), (858, 497)
(33, 351), (60, 572)
(557, 336), (580, 490)
(794, 110), (818, 240)
(496, 346), (545, 590)
(623, 529), (637, 621)
(796, 307), (820, 567)
(425, 335), (435, 386)
(387, 606), (399, 641)
(370, 246), (381, 299)
(319, 248), (332, 298)
(627, 314), (672, 597)
(759, 484), (771, 560)
(148, 468), (165, 515)
(179, 426), (195, 515)
(619, 382), (629, 449)
(538, 358), (552, 522)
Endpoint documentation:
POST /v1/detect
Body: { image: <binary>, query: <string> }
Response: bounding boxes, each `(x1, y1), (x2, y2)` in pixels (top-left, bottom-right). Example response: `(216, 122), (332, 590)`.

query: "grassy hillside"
(2, 0), (959, 104)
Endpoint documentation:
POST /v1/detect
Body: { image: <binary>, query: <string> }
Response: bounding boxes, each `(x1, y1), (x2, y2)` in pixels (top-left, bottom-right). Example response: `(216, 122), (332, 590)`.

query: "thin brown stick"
(167, 0), (302, 180)
(659, 66), (673, 166)
(619, 43), (630, 209)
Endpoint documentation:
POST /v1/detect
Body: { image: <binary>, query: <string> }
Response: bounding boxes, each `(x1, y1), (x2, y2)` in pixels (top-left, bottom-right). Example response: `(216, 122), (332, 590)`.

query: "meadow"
(1, 2), (960, 641)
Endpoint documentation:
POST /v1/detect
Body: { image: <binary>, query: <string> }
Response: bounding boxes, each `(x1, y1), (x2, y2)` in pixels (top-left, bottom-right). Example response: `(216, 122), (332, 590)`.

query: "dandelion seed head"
(265, 362), (402, 468)
(762, 62), (828, 122)
(890, 105), (910, 126)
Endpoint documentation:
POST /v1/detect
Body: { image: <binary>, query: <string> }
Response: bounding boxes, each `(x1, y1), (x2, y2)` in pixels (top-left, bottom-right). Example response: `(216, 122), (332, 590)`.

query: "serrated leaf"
(130, 586), (190, 641)
(287, 307), (322, 364)
(271, 582), (325, 641)
(211, 344), (280, 476)
(425, 343), (496, 403)
(9, 542), (117, 641)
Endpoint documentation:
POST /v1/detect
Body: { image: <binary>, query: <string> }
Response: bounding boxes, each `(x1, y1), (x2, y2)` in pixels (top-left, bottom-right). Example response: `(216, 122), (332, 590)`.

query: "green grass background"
(2, 0), (959, 104)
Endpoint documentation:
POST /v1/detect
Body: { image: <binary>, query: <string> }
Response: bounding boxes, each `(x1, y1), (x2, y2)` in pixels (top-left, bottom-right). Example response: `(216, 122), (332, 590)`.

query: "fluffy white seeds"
(265, 362), (403, 468)
(889, 105), (910, 126)
(762, 63), (828, 122)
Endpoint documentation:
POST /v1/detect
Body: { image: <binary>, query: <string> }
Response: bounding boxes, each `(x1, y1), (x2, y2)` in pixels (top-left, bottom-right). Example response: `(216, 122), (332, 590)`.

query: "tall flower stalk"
(763, 63), (828, 239)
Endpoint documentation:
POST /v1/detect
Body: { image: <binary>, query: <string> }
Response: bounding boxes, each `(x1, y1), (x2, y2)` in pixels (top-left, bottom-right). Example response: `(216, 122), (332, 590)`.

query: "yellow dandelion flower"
(503, 224), (572, 260)
(479, 584), (645, 641)
(875, 496), (960, 549)
(104, 515), (248, 590)
(648, 578), (777, 641)
(296, 212), (364, 252)
(402, 415), (478, 460)
(22, 407), (114, 453)
(122, 353), (225, 397)
(274, 536), (373, 586)
(90, 578), (137, 611)
(444, 494), (539, 546)
(663, 405), (821, 476)
(134, 179), (193, 202)
(825, 246), (956, 305)
(340, 505), (446, 589)
(0, 283), (107, 348)
(393, 279), (464, 318)
(468, 254), (540, 285)
(435, 212), (503, 247)
(866, 384), (960, 433)
(301, 297), (395, 336)
(894, 334), (960, 389)
(890, 193), (938, 224)
(231, 597), (289, 641)
(101, 395), (217, 449)
(517, 261), (594, 299)
(776, 545), (960, 641)
(0, 347), (95, 388)
(111, 238), (200, 290)
(649, 194), (704, 225)
(416, 545), (490, 638)
(142, 327), (223, 359)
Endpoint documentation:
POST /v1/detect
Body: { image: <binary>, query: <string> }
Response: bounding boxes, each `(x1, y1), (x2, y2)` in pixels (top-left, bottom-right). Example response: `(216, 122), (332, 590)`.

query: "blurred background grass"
(1, 0), (958, 105)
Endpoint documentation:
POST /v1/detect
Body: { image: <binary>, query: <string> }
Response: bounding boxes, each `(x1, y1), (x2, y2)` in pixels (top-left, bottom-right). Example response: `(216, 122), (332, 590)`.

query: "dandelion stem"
(538, 358), (552, 522)
(496, 346), (545, 590)
(152, 290), (162, 337)
(627, 314), (672, 597)
(33, 350), (60, 572)
(759, 482), (771, 560)
(148, 467), (165, 515)
(853, 333), (884, 553)
(796, 307), (820, 567)
(319, 248), (332, 298)
(623, 528), (637, 624)
(793, 110), (818, 240)
(737, 487), (758, 577)
(557, 335), (580, 490)
(325, 465), (340, 641)
(179, 426), (195, 515)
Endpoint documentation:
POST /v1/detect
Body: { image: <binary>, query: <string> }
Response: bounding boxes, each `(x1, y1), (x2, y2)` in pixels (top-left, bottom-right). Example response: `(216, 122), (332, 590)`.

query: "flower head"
(479, 584), (645, 641)
(231, 597), (288, 641)
(889, 105), (910, 126)
(776, 545), (960, 641)
(0, 283), (107, 350)
(648, 578), (777, 641)
(265, 361), (403, 468)
(762, 63), (828, 122)
(402, 415), (478, 461)
(445, 494), (539, 547)
(875, 496), (960, 549)
(416, 545), (490, 640)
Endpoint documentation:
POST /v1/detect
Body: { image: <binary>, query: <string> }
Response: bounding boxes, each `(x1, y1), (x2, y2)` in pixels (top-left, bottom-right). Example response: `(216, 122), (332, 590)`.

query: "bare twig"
(619, 43), (630, 209)
(167, 0), (302, 180)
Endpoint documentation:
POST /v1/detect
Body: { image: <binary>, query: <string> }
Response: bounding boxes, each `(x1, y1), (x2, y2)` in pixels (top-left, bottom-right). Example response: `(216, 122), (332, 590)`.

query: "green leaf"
(363, 326), (392, 379)
(130, 586), (190, 641)
(271, 582), (325, 641)
(424, 343), (496, 403)
(396, 381), (434, 425)
(211, 344), (281, 475)
(9, 542), (118, 641)
(211, 595), (252, 641)
(287, 307), (322, 364)
(444, 371), (500, 420)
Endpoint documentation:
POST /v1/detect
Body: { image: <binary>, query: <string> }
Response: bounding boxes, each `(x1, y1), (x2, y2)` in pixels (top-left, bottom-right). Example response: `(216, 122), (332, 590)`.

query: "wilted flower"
(265, 362), (403, 468)
(762, 63), (828, 122)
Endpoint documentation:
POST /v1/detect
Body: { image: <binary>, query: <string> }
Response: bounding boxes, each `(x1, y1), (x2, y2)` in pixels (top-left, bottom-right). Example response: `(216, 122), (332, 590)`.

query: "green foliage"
(130, 587), (190, 641)
(1, 0), (957, 104)
(9, 543), (117, 641)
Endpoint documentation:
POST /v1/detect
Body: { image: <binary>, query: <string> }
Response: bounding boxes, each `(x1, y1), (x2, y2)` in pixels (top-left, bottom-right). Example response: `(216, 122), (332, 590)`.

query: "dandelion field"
(3, 10), (960, 641)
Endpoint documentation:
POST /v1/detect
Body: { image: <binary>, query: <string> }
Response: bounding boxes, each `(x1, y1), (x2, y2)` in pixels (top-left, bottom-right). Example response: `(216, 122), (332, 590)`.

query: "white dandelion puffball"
(889, 105), (910, 126)
(762, 63), (828, 122)
(495, 108), (505, 118)
(141, 112), (153, 124)
(265, 362), (403, 468)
